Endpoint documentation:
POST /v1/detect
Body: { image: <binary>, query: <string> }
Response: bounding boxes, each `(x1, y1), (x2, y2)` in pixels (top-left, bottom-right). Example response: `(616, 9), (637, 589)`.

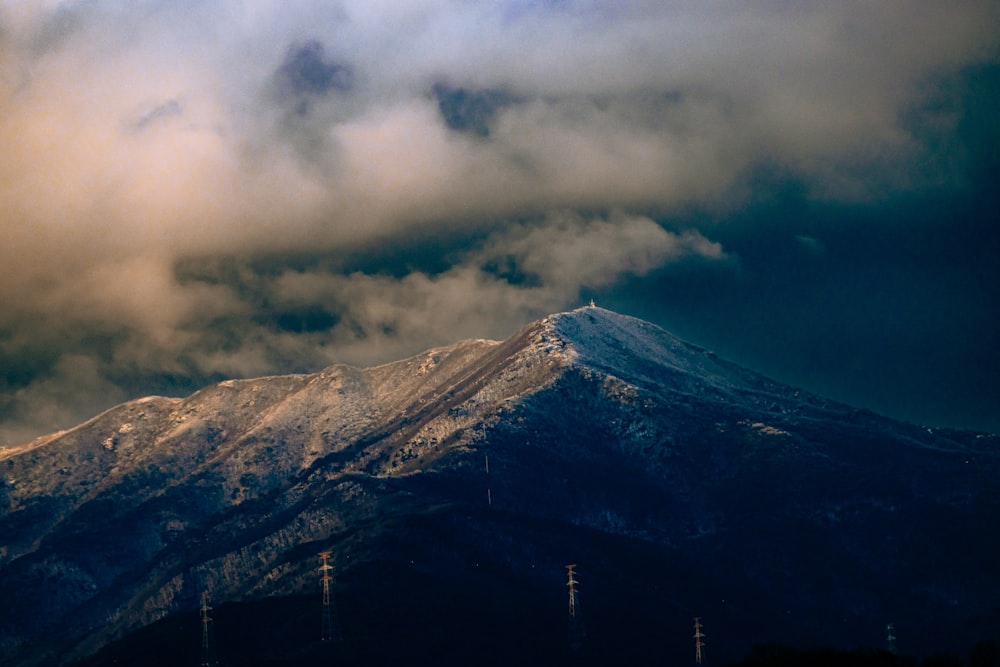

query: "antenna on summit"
(588, 298), (596, 308)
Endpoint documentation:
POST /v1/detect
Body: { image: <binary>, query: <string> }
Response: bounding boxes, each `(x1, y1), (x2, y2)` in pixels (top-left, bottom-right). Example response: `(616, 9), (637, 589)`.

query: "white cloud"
(0, 0), (995, 442)
(243, 212), (727, 367)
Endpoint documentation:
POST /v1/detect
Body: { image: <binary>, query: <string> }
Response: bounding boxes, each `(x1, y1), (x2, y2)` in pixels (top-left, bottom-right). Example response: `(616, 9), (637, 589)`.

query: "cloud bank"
(1, 1), (997, 442)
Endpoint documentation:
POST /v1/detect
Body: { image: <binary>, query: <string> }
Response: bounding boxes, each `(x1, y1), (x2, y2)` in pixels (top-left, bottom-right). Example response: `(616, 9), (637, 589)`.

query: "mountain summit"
(1, 307), (997, 666)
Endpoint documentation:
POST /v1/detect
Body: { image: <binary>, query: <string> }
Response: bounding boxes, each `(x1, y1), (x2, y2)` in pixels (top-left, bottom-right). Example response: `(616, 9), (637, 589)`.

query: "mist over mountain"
(1, 307), (997, 666)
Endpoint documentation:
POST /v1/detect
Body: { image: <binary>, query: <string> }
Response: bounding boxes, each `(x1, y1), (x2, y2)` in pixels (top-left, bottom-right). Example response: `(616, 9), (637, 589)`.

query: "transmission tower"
(319, 551), (342, 641)
(199, 591), (214, 667)
(566, 564), (584, 651)
(693, 616), (706, 665)
(886, 622), (897, 654)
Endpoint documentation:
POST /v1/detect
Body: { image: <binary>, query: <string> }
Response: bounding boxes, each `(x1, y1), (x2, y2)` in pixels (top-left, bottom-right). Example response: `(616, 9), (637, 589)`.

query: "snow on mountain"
(550, 306), (793, 392)
(0, 307), (997, 666)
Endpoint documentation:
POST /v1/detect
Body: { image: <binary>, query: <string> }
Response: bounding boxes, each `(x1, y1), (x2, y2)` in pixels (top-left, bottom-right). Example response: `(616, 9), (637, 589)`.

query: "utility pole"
(319, 551), (342, 642)
(200, 591), (214, 667)
(566, 564), (584, 651)
(886, 622), (896, 654)
(693, 616), (706, 665)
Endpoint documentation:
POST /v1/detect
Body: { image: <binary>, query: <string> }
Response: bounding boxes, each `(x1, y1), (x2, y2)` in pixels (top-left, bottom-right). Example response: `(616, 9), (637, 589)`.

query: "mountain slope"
(1, 307), (997, 666)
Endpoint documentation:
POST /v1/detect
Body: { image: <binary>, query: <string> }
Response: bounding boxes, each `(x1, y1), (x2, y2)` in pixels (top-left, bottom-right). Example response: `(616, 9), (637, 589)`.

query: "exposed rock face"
(1, 308), (997, 666)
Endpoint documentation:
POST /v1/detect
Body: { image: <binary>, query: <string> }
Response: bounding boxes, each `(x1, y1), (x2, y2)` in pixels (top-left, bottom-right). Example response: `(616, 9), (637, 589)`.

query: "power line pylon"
(199, 591), (214, 667)
(693, 616), (706, 665)
(319, 551), (342, 642)
(566, 564), (584, 651)
(886, 622), (897, 654)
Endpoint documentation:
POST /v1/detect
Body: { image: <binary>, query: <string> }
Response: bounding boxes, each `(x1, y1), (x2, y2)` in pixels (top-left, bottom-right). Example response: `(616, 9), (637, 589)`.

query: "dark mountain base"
(74, 583), (667, 665)
(726, 641), (1000, 667)
(75, 590), (1000, 667)
(74, 503), (1000, 667)
(75, 509), (693, 667)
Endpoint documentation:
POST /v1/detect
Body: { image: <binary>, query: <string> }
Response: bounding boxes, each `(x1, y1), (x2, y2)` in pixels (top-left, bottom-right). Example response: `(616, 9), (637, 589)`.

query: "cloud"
(480, 212), (725, 292)
(1, 1), (997, 442)
(0, 354), (127, 447)
(192, 212), (726, 371)
(432, 83), (520, 137)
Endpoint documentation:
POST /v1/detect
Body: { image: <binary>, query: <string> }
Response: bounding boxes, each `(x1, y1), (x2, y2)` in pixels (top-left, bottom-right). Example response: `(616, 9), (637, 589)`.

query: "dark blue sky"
(1, 2), (997, 444)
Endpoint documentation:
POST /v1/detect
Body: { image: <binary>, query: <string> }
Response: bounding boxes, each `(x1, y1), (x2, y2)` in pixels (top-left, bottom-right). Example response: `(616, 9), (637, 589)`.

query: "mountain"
(1, 307), (997, 666)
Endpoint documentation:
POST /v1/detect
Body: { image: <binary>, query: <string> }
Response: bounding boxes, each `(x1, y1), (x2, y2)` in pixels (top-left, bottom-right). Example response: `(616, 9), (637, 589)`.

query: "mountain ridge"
(1, 307), (997, 666)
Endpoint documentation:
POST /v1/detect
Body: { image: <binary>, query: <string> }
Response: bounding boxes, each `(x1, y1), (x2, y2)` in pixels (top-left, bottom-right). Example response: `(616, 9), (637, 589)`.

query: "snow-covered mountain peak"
(538, 306), (738, 390)
(546, 306), (685, 358)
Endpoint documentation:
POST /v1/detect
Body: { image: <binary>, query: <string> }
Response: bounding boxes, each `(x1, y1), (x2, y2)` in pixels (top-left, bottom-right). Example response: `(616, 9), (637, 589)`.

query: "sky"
(1, 0), (998, 445)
